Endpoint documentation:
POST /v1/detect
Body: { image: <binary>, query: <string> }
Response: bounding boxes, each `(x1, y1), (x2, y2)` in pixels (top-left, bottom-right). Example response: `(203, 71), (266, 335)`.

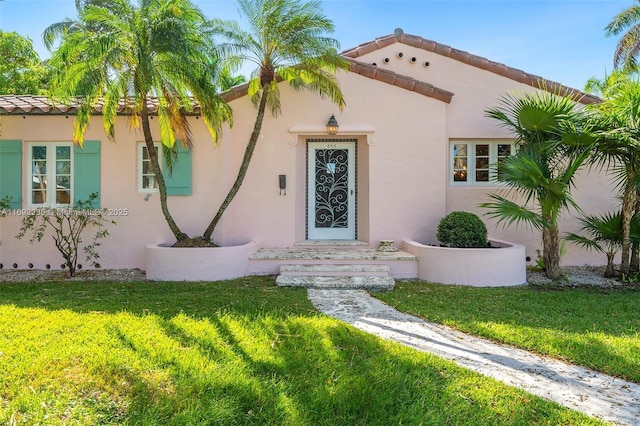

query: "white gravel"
(526, 266), (627, 288)
(0, 268), (147, 283)
(0, 265), (631, 287)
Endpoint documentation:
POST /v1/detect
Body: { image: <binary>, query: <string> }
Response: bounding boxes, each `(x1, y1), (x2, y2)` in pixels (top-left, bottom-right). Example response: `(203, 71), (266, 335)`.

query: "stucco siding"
(0, 37), (622, 273)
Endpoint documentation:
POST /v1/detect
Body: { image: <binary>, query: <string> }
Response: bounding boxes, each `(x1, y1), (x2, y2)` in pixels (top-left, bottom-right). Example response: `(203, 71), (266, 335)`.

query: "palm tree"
(606, 0), (640, 71)
(482, 91), (594, 280)
(565, 211), (640, 277)
(201, 0), (349, 241)
(43, 0), (124, 50)
(46, 0), (231, 243)
(586, 76), (640, 276)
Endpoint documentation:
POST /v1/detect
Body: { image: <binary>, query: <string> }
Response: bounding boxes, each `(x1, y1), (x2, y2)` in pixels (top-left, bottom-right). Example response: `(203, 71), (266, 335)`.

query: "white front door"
(307, 139), (356, 240)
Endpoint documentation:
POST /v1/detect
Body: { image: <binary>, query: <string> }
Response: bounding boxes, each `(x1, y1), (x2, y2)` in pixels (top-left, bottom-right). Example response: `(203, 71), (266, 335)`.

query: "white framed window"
(138, 143), (161, 193)
(450, 140), (514, 185)
(28, 143), (73, 207)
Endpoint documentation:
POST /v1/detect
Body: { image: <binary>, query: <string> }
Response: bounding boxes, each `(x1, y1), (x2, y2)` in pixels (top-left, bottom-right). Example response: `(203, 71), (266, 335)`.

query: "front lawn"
(376, 281), (640, 383)
(0, 277), (601, 425)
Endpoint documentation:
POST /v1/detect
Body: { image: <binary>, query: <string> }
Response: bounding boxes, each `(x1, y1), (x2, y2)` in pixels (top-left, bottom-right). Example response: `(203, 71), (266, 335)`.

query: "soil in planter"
(172, 237), (219, 248)
(435, 243), (500, 248)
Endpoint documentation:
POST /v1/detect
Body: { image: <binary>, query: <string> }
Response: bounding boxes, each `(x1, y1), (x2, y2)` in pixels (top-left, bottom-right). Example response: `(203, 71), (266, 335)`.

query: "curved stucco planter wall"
(403, 239), (526, 287)
(146, 241), (260, 281)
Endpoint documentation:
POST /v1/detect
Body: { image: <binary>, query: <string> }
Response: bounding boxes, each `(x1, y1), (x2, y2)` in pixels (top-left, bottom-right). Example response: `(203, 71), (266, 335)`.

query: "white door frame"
(307, 139), (356, 240)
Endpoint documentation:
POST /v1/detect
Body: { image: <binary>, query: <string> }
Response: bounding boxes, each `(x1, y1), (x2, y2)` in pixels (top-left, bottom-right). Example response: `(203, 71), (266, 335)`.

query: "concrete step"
(249, 248), (418, 279)
(279, 263), (391, 276)
(276, 263), (395, 290)
(293, 240), (369, 248)
(250, 248), (417, 261)
(276, 275), (395, 290)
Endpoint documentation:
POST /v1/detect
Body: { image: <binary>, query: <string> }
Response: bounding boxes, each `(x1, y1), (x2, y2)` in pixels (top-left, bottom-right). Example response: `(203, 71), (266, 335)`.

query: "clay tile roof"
(347, 59), (453, 103)
(0, 31), (600, 114)
(218, 60), (454, 104)
(342, 29), (601, 105)
(0, 95), (200, 115)
(0, 96), (60, 114)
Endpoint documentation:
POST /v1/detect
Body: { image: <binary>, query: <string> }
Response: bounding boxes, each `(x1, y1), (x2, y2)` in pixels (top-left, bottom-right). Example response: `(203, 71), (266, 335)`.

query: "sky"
(0, 0), (632, 90)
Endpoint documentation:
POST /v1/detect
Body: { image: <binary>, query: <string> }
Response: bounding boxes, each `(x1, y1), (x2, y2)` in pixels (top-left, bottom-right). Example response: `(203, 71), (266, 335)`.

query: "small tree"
(585, 75), (640, 276)
(16, 194), (115, 277)
(566, 211), (640, 277)
(481, 91), (595, 280)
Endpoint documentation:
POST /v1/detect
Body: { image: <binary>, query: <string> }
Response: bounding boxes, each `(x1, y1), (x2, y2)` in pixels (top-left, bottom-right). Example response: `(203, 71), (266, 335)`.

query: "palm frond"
(162, 143), (178, 176)
(479, 193), (544, 230)
(605, 2), (640, 69)
(47, 0), (231, 150)
(565, 233), (605, 252)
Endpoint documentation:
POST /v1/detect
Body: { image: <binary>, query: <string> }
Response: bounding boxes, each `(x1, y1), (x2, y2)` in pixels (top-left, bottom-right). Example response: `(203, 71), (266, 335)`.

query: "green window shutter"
(74, 140), (101, 208)
(162, 144), (192, 196)
(0, 140), (22, 209)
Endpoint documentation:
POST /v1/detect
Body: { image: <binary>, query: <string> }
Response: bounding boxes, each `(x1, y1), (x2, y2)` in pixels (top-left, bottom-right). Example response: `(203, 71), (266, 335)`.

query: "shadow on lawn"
(96, 310), (586, 425)
(0, 276), (314, 320)
(377, 282), (640, 383)
(0, 278), (594, 425)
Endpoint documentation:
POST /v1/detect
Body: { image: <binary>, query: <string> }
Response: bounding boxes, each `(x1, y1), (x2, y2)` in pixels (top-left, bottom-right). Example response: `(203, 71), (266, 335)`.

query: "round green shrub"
(436, 211), (489, 248)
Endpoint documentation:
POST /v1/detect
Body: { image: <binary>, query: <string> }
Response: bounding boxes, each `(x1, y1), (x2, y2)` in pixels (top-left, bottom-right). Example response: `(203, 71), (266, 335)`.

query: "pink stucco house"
(0, 30), (614, 285)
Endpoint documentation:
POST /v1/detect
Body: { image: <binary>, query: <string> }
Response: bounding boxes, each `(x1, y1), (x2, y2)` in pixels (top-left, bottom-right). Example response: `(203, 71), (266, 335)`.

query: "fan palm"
(565, 211), (640, 277)
(586, 76), (640, 275)
(606, 0), (640, 71)
(482, 91), (594, 280)
(201, 0), (349, 241)
(46, 0), (231, 243)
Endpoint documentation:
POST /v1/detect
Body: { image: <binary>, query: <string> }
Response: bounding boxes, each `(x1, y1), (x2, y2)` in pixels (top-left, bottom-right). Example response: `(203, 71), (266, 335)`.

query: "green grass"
(0, 277), (602, 425)
(376, 281), (640, 383)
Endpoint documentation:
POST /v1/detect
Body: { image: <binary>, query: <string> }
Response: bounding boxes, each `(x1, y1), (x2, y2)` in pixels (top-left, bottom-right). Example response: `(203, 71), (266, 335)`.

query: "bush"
(16, 193), (115, 277)
(437, 211), (489, 248)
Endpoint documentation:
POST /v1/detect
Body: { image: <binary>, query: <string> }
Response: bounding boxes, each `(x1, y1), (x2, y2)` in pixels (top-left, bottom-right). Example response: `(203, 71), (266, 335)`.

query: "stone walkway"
(307, 289), (640, 426)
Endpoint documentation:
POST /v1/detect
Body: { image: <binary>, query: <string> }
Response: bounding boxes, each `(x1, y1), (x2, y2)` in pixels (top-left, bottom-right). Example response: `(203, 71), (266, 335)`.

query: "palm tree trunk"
(543, 224), (561, 280)
(605, 252), (616, 277)
(141, 105), (188, 243)
(631, 188), (640, 272)
(619, 185), (636, 276)
(202, 88), (268, 242)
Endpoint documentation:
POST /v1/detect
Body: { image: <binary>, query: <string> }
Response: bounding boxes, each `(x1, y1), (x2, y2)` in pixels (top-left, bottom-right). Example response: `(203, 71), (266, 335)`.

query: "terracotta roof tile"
(341, 30), (601, 105)
(399, 33), (422, 49)
(373, 67), (397, 86)
(0, 95), (201, 115)
(394, 76), (416, 91)
(221, 85), (247, 103)
(220, 59), (454, 104)
(419, 39), (437, 51)
(374, 35), (396, 50)
(355, 42), (378, 57)
(346, 59), (454, 103)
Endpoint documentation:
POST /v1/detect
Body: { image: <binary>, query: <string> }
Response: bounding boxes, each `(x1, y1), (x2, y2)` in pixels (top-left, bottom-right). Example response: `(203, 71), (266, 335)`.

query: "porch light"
(326, 115), (339, 135)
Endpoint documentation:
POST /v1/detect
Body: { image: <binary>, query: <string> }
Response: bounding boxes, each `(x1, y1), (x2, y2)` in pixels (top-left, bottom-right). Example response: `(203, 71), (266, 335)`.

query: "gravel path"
(308, 289), (640, 426)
